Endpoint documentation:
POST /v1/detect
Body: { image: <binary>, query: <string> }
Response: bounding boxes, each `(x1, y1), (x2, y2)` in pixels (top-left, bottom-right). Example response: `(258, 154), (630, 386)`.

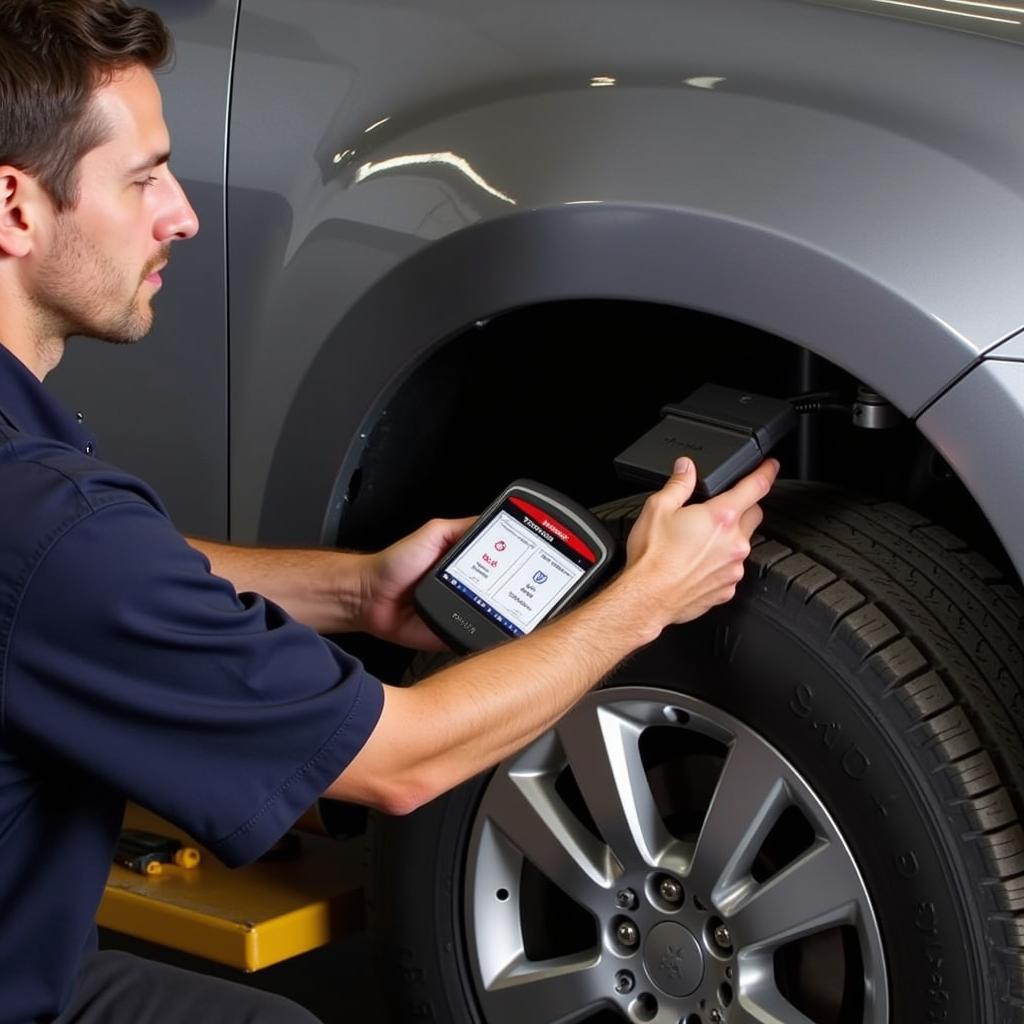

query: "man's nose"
(154, 172), (200, 241)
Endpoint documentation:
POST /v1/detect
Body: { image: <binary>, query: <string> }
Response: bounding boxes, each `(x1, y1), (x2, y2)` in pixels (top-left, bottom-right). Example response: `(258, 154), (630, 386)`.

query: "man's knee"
(60, 952), (322, 1024)
(238, 988), (321, 1024)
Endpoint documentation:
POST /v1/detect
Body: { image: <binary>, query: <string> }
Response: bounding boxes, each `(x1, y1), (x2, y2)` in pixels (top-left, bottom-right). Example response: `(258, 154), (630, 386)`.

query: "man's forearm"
(186, 537), (370, 634)
(327, 456), (779, 814)
(326, 570), (660, 813)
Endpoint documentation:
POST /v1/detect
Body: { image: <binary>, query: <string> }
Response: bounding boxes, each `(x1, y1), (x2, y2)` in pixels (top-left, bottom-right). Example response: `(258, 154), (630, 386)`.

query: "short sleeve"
(4, 498), (384, 866)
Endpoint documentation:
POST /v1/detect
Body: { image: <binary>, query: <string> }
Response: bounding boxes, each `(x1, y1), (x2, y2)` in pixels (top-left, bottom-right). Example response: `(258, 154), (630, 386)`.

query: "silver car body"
(50, 0), (1024, 583)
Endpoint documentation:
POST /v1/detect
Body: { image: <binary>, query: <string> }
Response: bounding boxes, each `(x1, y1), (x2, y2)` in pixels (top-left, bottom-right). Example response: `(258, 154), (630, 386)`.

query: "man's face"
(28, 64), (198, 345)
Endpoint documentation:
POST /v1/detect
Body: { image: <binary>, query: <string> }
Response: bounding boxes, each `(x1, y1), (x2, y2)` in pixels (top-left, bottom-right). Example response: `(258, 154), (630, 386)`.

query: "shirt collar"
(0, 342), (97, 456)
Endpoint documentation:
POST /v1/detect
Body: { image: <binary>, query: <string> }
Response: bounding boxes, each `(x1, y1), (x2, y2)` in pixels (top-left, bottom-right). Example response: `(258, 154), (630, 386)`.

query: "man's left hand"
(359, 517), (475, 650)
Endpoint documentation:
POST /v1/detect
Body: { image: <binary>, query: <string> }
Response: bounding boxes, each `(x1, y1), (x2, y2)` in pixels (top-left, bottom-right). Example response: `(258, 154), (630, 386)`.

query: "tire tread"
(597, 482), (1024, 1020)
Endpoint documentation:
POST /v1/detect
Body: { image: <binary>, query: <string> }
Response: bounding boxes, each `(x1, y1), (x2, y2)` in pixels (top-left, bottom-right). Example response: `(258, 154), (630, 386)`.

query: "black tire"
(370, 483), (1024, 1024)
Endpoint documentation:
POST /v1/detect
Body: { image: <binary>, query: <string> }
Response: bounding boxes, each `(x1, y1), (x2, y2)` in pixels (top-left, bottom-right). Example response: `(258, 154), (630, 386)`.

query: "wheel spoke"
(728, 839), (861, 947)
(477, 954), (607, 1024)
(557, 702), (674, 871)
(484, 768), (615, 904)
(687, 734), (790, 897)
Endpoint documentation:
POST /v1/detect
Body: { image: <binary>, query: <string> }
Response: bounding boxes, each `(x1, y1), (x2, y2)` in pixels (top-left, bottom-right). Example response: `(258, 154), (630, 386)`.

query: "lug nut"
(616, 921), (640, 947)
(658, 876), (683, 904)
(614, 970), (635, 994)
(709, 1010), (723, 1024)
(714, 924), (732, 949)
(615, 887), (638, 910)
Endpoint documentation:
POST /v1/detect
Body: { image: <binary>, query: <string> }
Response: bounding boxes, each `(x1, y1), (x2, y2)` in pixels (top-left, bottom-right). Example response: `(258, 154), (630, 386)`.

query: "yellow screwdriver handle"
(174, 846), (200, 869)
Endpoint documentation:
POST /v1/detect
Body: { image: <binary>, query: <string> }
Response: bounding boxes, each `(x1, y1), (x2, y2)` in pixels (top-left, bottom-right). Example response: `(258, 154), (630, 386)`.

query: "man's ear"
(0, 167), (43, 259)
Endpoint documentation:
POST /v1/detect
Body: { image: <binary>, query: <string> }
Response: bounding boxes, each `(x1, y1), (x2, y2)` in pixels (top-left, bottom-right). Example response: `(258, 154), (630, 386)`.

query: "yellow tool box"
(98, 805), (364, 972)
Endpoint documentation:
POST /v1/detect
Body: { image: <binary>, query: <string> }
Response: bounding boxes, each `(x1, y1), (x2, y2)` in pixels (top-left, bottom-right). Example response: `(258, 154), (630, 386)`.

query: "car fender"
(918, 352), (1024, 581)
(225, 0), (1024, 543)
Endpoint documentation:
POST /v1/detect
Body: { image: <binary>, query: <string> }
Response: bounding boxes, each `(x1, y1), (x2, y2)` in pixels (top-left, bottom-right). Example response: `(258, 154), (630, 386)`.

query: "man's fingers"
(653, 457), (697, 508)
(442, 516), (476, 543)
(421, 516), (476, 548)
(739, 503), (764, 538)
(709, 459), (779, 513)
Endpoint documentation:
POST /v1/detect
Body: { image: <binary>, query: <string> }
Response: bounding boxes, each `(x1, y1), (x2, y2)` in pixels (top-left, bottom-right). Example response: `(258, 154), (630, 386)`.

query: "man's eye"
(135, 175), (158, 189)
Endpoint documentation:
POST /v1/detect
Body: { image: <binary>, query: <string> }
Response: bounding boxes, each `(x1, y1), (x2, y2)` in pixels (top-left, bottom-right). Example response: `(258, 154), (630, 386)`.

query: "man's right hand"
(623, 455), (779, 633)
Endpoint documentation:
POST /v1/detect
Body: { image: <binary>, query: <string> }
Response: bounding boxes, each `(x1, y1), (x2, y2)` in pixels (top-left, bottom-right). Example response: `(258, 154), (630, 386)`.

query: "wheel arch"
(259, 205), (1005, 558)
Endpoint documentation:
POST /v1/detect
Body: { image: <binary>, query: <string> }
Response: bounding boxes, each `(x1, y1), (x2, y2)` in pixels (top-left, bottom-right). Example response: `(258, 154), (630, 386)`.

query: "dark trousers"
(54, 951), (321, 1023)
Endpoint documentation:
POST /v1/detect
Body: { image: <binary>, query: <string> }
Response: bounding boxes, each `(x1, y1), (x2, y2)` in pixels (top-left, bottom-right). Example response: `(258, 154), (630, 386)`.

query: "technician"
(0, 2), (777, 1022)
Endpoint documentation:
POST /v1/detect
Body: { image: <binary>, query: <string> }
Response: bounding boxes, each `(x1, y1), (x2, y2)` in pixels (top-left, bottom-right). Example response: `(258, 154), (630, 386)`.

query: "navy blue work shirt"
(0, 343), (385, 1023)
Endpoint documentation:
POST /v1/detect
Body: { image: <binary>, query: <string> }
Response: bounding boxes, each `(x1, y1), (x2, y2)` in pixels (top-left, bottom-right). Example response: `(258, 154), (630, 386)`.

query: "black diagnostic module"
(415, 480), (616, 653)
(614, 384), (796, 498)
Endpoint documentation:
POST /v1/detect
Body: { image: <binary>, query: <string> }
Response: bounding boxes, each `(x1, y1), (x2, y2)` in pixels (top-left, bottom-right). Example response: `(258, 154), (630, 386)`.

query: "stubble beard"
(31, 214), (168, 348)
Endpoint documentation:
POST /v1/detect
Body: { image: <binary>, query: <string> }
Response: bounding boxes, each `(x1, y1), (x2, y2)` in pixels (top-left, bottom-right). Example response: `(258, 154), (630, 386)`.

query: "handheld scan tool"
(415, 480), (616, 652)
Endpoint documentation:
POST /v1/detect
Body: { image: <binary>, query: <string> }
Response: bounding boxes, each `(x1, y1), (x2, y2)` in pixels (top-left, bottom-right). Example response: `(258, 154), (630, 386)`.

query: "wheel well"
(333, 299), (1013, 581)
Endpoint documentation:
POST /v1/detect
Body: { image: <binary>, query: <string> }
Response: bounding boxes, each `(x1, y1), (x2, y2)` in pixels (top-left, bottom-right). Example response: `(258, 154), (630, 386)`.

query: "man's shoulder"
(0, 420), (164, 520)
(0, 422), (169, 595)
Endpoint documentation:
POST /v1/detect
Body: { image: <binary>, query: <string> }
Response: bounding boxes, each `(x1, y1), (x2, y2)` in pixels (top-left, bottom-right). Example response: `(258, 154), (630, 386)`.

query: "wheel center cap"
(643, 922), (704, 997)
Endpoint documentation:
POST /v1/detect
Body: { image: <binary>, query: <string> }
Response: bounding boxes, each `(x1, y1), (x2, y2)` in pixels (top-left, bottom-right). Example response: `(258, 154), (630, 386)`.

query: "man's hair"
(0, 0), (171, 211)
